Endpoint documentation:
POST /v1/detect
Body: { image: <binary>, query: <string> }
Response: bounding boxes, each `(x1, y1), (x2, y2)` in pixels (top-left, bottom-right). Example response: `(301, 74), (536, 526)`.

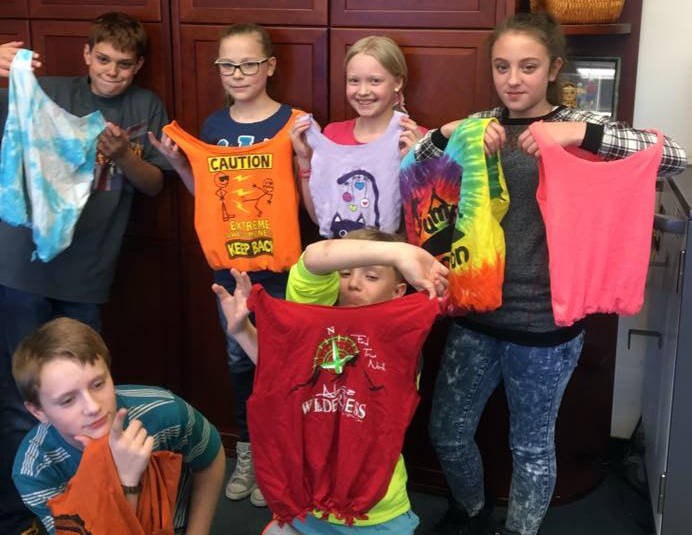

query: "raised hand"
(440, 119), (464, 139)
(517, 121), (586, 158)
(399, 115), (422, 158)
(0, 42), (41, 77)
(290, 114), (314, 171)
(108, 408), (154, 487)
(395, 244), (449, 300)
(211, 269), (253, 336)
(98, 122), (131, 161)
(483, 120), (507, 155)
(148, 130), (190, 170)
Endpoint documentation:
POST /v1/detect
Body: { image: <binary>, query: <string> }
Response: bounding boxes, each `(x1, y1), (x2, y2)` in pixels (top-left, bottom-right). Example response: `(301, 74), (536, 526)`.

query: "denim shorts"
(290, 510), (420, 535)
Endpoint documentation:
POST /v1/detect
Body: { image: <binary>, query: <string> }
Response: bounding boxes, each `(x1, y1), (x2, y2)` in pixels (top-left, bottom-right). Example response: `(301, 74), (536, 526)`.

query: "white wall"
(633, 0), (692, 153)
(611, 0), (691, 438)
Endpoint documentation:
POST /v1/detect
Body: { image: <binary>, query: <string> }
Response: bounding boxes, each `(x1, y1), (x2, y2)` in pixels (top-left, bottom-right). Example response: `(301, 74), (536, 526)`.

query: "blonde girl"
(291, 35), (424, 225)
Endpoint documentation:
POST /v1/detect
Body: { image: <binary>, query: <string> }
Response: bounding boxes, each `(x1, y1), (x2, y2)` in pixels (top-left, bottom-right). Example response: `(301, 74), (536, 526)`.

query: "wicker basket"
(529, 0), (625, 24)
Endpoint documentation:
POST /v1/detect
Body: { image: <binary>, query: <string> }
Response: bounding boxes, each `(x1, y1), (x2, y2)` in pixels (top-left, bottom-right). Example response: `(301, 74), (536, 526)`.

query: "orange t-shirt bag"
(47, 437), (182, 535)
(163, 111), (302, 271)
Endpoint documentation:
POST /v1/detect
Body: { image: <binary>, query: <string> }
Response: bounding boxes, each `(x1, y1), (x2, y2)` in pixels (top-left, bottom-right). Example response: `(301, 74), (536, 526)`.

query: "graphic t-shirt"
(400, 142), (461, 265)
(306, 112), (404, 238)
(530, 121), (663, 326)
(201, 104), (293, 148)
(0, 76), (171, 303)
(247, 285), (439, 525)
(163, 110), (302, 272)
(200, 104), (295, 284)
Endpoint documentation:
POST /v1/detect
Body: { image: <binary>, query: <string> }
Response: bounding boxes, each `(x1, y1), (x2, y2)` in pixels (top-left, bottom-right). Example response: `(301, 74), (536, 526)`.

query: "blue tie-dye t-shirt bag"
(0, 49), (106, 261)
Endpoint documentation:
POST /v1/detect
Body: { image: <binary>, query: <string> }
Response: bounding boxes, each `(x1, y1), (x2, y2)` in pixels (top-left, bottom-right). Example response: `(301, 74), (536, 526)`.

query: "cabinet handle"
(677, 249), (686, 294)
(627, 329), (662, 349)
(654, 213), (686, 234)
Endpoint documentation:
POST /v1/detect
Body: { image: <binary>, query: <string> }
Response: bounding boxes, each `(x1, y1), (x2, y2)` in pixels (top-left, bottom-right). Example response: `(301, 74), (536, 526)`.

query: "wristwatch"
(121, 482), (143, 494)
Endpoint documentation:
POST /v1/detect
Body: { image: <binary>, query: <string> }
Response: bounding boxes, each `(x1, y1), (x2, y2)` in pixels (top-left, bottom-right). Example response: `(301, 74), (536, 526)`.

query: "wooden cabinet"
(330, 28), (493, 128)
(176, 0), (328, 25)
(0, 0), (28, 18)
(28, 0), (161, 21)
(331, 0), (513, 28)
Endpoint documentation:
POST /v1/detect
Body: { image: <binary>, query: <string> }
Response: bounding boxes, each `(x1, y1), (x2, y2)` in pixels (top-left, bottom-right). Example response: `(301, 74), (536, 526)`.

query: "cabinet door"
(178, 242), (237, 442)
(29, 20), (172, 110)
(176, 0), (328, 25)
(0, 0), (28, 18)
(330, 29), (494, 130)
(28, 0), (161, 21)
(331, 0), (512, 28)
(0, 20), (31, 88)
(103, 233), (183, 393)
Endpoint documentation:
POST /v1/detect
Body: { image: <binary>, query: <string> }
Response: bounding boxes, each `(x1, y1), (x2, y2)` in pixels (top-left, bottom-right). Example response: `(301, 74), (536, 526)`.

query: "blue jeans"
(429, 323), (583, 535)
(0, 284), (100, 533)
(214, 270), (288, 441)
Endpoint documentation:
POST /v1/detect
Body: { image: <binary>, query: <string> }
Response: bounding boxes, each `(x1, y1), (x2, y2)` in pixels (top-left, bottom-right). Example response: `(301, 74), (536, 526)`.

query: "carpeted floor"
(210, 457), (655, 535)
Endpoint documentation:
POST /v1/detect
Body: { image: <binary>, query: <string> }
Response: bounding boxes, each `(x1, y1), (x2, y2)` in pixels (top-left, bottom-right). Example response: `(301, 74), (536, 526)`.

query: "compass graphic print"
(314, 335), (359, 375)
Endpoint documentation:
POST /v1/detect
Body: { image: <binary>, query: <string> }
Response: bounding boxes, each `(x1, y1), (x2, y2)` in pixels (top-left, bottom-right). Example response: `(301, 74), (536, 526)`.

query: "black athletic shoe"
(488, 528), (523, 535)
(432, 498), (494, 535)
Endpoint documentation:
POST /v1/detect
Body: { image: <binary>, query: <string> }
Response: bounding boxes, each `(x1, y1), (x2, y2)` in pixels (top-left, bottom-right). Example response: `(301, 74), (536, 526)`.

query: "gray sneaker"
(250, 485), (267, 507)
(225, 441), (257, 500)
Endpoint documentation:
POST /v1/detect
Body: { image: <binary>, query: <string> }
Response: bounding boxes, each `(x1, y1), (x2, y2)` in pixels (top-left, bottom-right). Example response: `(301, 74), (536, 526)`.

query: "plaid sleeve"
(414, 107), (503, 162)
(556, 108), (688, 176)
(413, 129), (445, 161)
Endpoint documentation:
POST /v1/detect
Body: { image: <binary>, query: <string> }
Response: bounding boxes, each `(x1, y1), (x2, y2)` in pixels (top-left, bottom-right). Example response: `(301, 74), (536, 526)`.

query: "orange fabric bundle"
(47, 437), (182, 535)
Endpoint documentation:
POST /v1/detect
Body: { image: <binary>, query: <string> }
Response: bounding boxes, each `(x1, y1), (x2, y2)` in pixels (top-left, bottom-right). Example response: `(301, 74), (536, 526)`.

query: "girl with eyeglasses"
(149, 22), (305, 511)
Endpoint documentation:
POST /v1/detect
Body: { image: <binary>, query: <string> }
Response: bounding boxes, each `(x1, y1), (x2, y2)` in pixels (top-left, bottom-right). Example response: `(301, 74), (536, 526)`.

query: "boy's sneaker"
(432, 498), (493, 535)
(225, 441), (257, 500)
(488, 529), (521, 535)
(250, 485), (267, 507)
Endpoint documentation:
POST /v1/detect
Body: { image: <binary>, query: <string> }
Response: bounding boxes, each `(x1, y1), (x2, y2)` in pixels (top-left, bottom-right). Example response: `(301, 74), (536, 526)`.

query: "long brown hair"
(489, 11), (567, 105)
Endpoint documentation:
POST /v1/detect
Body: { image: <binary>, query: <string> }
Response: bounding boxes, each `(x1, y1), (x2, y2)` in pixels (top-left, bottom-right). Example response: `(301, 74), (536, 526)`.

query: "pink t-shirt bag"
(530, 121), (663, 326)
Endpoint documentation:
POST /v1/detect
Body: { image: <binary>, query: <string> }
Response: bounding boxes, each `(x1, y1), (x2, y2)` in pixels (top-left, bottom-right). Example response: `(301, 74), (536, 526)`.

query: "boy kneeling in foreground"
(213, 229), (448, 535)
(12, 318), (225, 534)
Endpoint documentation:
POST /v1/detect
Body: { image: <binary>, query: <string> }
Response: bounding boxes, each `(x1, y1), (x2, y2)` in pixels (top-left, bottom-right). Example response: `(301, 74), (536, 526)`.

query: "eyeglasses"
(213, 58), (269, 76)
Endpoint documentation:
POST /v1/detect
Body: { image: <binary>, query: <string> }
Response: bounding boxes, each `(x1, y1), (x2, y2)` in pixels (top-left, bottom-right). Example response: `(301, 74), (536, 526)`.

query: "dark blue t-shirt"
(200, 103), (292, 147)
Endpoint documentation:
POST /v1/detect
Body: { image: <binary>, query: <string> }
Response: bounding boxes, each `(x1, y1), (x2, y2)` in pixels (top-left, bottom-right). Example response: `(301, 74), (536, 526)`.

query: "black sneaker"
(432, 498), (494, 535)
(487, 529), (522, 535)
